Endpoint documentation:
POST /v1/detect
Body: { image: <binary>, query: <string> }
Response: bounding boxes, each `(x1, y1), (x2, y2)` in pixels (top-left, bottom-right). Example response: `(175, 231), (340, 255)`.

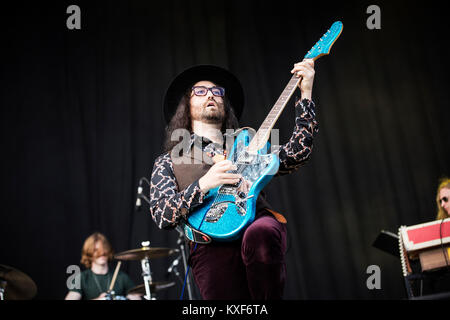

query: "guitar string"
(214, 164), (244, 205)
(213, 152), (248, 207)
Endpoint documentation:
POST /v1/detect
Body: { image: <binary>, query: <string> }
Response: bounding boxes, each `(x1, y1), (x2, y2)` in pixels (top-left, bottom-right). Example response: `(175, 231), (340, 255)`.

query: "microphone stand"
(167, 255), (182, 283)
(175, 226), (193, 300)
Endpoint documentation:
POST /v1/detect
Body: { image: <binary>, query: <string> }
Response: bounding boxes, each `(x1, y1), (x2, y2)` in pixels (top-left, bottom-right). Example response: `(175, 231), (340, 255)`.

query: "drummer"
(65, 232), (141, 300)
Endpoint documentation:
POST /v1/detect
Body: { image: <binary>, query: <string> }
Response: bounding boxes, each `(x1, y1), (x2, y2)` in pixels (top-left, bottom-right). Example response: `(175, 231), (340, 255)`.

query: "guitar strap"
(181, 222), (212, 244)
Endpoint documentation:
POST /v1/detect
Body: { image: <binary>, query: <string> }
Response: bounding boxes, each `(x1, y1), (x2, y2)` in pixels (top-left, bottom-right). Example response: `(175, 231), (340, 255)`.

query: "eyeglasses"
(440, 197), (449, 204)
(191, 86), (225, 97)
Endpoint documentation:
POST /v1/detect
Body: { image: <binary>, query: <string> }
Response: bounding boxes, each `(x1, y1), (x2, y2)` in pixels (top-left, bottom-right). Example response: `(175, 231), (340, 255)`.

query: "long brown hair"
(80, 232), (114, 269)
(436, 177), (450, 220)
(163, 86), (240, 152)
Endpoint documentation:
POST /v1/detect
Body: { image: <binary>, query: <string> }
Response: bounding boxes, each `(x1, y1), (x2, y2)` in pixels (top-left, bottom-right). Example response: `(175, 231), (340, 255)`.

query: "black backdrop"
(1, 0), (449, 300)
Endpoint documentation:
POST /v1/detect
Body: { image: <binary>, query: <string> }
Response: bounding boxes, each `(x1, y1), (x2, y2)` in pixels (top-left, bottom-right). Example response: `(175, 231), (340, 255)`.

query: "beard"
(201, 109), (224, 123)
(193, 100), (225, 124)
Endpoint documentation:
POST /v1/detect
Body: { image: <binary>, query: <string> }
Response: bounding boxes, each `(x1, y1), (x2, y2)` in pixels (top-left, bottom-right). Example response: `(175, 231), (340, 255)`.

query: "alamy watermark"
(66, 265), (81, 290)
(366, 265), (381, 290)
(366, 5), (381, 30)
(169, 128), (280, 166)
(66, 5), (81, 30)
(67, 5), (381, 31)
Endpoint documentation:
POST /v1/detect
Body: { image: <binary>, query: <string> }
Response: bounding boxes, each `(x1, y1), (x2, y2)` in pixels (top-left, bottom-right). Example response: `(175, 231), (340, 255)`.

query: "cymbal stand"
(140, 241), (154, 300)
(0, 280), (6, 300)
(175, 227), (193, 300)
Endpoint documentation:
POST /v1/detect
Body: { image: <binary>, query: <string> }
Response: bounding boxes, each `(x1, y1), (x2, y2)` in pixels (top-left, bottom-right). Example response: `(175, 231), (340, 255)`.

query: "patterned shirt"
(149, 99), (318, 229)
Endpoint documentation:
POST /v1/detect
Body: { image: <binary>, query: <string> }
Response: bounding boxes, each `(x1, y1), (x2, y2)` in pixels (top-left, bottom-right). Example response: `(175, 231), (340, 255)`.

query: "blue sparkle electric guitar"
(184, 21), (343, 242)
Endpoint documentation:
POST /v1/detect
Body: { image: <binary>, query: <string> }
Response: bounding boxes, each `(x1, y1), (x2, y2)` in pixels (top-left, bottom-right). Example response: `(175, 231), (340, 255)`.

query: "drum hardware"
(0, 280), (6, 301)
(114, 241), (178, 300)
(140, 242), (153, 300)
(0, 264), (37, 300)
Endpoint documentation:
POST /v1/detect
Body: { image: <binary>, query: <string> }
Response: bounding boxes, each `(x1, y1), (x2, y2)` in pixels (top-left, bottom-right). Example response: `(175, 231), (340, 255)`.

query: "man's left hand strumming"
(291, 59), (315, 100)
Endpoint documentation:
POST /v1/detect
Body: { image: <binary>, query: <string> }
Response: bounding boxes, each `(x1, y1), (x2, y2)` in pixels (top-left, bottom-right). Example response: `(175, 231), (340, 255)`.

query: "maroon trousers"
(188, 213), (287, 300)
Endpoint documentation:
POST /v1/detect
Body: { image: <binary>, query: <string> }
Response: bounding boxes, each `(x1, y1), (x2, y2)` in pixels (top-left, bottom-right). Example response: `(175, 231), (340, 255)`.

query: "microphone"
(135, 197), (142, 210)
(135, 182), (143, 211)
(135, 177), (151, 211)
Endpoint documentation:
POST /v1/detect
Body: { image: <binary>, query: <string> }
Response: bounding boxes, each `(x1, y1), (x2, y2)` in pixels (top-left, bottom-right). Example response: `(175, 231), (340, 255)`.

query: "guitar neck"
(247, 74), (301, 153)
(246, 21), (343, 154)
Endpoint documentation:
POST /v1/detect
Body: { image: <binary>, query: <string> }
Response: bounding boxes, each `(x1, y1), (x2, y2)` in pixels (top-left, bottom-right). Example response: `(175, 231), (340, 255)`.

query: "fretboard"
(247, 74), (302, 153)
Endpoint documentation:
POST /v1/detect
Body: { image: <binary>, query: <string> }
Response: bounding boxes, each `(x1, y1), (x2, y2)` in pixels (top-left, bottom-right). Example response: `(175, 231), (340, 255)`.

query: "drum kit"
(0, 264), (37, 300)
(110, 231), (192, 300)
(1, 234), (190, 300)
(1, 225), (190, 300)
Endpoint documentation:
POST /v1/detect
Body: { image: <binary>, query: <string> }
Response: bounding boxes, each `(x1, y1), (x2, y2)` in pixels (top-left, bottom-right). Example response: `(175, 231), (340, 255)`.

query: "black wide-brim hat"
(163, 65), (244, 124)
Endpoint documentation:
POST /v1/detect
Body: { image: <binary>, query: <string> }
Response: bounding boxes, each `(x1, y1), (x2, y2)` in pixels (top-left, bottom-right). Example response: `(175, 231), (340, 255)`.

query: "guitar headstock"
(304, 21), (343, 60)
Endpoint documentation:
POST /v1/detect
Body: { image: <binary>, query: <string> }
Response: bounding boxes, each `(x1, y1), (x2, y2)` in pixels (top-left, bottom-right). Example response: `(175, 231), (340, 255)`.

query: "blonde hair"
(80, 232), (114, 269)
(436, 177), (450, 220)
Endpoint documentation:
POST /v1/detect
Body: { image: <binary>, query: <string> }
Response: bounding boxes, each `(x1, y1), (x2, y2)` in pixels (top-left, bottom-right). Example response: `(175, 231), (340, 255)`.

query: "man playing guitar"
(148, 59), (318, 299)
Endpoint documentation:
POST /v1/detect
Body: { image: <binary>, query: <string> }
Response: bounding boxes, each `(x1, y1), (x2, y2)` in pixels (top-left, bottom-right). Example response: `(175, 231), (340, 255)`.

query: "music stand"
(372, 230), (400, 257)
(372, 229), (418, 298)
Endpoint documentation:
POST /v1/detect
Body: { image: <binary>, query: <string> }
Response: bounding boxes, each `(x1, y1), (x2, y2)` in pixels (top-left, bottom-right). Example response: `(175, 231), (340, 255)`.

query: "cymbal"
(127, 281), (176, 295)
(0, 264), (37, 300)
(114, 247), (179, 261)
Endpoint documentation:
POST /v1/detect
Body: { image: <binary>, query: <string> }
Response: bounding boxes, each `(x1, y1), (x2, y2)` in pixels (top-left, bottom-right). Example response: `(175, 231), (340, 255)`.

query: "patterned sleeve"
(275, 98), (319, 176)
(149, 152), (207, 229)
